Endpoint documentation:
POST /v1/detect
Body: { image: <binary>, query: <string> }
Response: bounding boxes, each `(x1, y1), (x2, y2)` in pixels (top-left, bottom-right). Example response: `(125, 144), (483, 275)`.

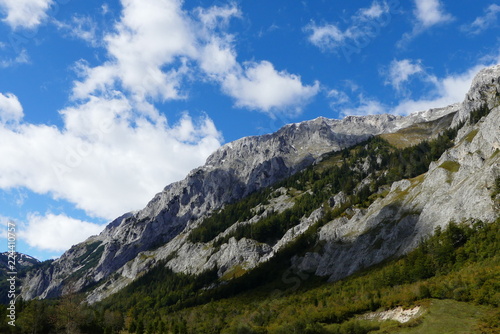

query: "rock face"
(453, 64), (500, 127)
(20, 65), (499, 303)
(294, 66), (500, 281)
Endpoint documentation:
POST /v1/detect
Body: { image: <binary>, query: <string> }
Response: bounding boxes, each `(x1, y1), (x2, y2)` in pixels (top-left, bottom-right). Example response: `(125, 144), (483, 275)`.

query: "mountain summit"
(21, 65), (500, 304)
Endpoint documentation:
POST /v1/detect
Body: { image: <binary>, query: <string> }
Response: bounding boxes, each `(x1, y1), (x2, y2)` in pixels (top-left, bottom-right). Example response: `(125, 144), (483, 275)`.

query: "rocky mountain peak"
(0, 252), (40, 269)
(453, 64), (500, 127)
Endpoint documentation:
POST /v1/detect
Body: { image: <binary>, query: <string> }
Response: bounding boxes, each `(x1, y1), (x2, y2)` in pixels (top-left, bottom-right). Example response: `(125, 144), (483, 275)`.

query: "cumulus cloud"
(221, 61), (319, 115)
(0, 0), (54, 30)
(195, 3), (241, 29)
(74, 0), (196, 103)
(0, 94), (221, 220)
(0, 92), (23, 123)
(198, 37), (238, 77)
(73, 0), (317, 115)
(463, 4), (500, 35)
(327, 89), (350, 107)
(384, 59), (424, 91)
(196, 4), (319, 115)
(359, 1), (389, 19)
(198, 36), (319, 115)
(19, 213), (104, 252)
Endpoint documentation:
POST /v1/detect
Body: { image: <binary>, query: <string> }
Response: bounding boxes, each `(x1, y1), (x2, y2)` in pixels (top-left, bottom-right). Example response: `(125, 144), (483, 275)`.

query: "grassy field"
(379, 112), (455, 149)
(370, 299), (494, 334)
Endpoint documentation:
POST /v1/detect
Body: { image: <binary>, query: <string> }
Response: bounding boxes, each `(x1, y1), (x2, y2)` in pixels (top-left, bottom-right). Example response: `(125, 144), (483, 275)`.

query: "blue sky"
(0, 0), (499, 260)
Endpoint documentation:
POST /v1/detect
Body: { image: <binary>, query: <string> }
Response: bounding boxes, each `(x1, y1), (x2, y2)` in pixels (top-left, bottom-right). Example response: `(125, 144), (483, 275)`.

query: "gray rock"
(294, 91), (499, 282)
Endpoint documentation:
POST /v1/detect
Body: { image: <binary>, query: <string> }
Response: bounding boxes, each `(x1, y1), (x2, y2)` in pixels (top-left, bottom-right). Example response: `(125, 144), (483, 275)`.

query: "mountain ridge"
(20, 65), (500, 304)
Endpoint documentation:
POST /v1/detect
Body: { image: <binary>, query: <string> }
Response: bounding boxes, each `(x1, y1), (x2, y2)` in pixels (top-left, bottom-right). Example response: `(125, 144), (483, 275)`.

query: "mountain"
(0, 252), (41, 304)
(20, 65), (500, 306)
(0, 252), (40, 273)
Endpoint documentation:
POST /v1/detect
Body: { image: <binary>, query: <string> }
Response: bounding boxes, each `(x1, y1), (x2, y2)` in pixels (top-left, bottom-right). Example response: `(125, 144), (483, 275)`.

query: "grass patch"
(381, 132), (426, 149)
(220, 264), (248, 281)
(464, 129), (479, 143)
(439, 161), (460, 173)
(439, 161), (461, 184)
(379, 112), (456, 149)
(315, 154), (345, 173)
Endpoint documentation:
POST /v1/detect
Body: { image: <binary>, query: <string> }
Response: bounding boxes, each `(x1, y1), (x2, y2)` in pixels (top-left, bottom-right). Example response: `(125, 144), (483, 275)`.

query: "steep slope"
(103, 219), (498, 333)
(20, 66), (499, 303)
(296, 100), (499, 281)
(22, 109), (455, 301)
(293, 65), (500, 281)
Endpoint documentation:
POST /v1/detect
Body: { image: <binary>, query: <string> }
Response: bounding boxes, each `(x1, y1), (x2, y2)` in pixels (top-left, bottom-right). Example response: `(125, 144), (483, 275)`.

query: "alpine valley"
(3, 65), (500, 333)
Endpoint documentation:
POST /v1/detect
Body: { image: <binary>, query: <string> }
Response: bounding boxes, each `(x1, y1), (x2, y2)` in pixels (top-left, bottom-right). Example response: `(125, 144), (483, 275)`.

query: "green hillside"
(2, 218), (497, 333)
(122, 219), (500, 334)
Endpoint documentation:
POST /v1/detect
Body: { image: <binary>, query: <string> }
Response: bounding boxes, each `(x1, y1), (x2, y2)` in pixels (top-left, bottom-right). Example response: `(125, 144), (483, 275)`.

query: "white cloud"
(198, 37), (238, 77)
(334, 59), (498, 117)
(340, 95), (386, 117)
(0, 49), (30, 68)
(74, 0), (197, 103)
(391, 64), (485, 115)
(304, 1), (392, 54)
(221, 61), (320, 114)
(55, 15), (100, 47)
(398, 0), (454, 46)
(463, 4), (500, 35)
(101, 4), (109, 15)
(0, 92), (23, 123)
(74, 0), (316, 115)
(199, 35), (320, 114)
(306, 23), (347, 50)
(385, 59), (424, 91)
(19, 213), (104, 252)
(195, 5), (319, 115)
(413, 0), (453, 28)
(358, 1), (389, 20)
(327, 89), (350, 106)
(0, 0), (53, 30)
(0, 95), (222, 220)
(195, 3), (241, 29)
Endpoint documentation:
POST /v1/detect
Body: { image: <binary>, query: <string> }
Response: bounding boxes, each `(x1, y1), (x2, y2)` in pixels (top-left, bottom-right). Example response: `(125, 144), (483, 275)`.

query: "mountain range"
(19, 64), (499, 315)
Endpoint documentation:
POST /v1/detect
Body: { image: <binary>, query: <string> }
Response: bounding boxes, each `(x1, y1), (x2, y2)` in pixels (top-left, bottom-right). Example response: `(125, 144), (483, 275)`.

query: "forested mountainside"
(3, 65), (498, 334)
